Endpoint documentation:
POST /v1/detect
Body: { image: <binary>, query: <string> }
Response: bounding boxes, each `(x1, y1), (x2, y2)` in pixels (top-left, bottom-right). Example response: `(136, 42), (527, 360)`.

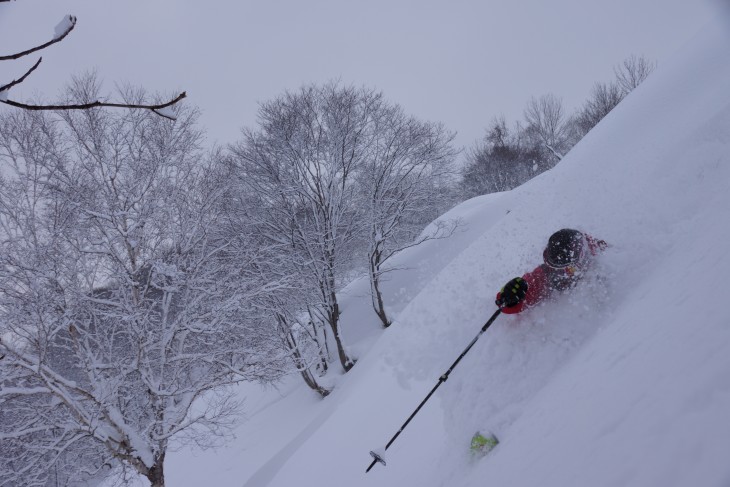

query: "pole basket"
(369, 449), (387, 466)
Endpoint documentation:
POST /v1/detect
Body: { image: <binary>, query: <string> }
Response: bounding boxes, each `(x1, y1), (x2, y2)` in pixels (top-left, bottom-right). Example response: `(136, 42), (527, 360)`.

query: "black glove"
(496, 277), (528, 308)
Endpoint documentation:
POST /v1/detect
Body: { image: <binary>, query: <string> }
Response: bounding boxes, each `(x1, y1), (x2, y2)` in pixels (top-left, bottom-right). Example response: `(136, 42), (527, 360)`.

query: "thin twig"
(0, 15), (77, 61)
(0, 57), (42, 93)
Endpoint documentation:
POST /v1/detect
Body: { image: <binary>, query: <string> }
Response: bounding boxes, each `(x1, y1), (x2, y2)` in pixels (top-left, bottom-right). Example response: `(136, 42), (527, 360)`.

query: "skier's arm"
(495, 266), (549, 314)
(585, 234), (608, 254)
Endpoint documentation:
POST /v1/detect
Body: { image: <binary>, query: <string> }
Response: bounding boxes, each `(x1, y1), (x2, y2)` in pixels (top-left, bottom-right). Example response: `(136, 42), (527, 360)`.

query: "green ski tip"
(470, 431), (499, 456)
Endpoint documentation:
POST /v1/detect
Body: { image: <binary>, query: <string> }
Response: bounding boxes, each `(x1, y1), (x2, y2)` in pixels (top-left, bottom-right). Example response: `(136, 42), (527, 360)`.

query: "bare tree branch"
(0, 56), (42, 92)
(0, 15), (77, 61)
(1, 91), (188, 120)
(0, 13), (187, 119)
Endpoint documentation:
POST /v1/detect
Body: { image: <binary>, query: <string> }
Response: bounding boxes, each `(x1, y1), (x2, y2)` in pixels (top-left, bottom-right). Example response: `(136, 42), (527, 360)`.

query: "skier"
(369, 229), (611, 469)
(495, 228), (608, 314)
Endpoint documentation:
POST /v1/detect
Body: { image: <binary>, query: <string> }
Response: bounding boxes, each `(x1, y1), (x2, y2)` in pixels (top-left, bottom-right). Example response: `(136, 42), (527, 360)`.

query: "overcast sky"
(0, 1), (723, 151)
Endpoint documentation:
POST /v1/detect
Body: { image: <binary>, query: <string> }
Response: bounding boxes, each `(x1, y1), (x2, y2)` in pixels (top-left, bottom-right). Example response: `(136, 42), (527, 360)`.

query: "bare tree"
(614, 54), (656, 95)
(0, 80), (285, 487)
(265, 299), (332, 398)
(523, 93), (571, 164)
(572, 81), (624, 137)
(460, 117), (545, 197)
(229, 82), (369, 373)
(461, 95), (570, 198)
(572, 55), (656, 138)
(357, 102), (457, 327)
(0, 4), (185, 119)
(209, 170), (333, 397)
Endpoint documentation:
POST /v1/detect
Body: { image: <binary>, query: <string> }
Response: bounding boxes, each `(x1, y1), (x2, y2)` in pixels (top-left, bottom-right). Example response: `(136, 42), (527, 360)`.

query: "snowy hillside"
(165, 16), (730, 487)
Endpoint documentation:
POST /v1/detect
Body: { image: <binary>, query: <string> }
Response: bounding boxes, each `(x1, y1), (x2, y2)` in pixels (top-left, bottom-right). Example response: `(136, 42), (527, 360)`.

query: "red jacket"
(498, 234), (607, 314)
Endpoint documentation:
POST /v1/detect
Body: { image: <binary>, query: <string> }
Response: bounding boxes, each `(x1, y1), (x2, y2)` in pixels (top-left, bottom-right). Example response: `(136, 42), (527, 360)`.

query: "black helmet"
(543, 229), (585, 269)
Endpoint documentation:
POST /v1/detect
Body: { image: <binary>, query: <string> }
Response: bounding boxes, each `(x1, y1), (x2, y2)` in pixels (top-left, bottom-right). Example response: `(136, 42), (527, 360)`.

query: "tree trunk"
(146, 452), (165, 487)
(322, 260), (355, 372)
(285, 330), (331, 398)
(309, 319), (330, 375)
(300, 369), (331, 397)
(369, 246), (391, 328)
(306, 307), (331, 371)
(328, 300), (355, 372)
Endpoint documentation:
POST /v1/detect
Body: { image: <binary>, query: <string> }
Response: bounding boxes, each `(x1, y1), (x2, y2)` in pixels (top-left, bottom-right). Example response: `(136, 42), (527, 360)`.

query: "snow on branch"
(54, 14), (76, 39)
(0, 15), (77, 61)
(0, 13), (187, 119)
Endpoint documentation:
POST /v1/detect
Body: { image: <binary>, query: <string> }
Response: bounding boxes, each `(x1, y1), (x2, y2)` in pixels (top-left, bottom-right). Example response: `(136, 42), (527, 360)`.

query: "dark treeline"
(460, 55), (655, 198)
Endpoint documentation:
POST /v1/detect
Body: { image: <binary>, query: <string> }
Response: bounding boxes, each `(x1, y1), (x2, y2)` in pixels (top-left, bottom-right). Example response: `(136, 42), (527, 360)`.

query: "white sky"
(0, 1), (721, 151)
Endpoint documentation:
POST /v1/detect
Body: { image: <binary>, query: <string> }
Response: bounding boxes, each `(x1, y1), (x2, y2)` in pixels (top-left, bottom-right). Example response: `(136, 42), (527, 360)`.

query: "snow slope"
(166, 15), (730, 487)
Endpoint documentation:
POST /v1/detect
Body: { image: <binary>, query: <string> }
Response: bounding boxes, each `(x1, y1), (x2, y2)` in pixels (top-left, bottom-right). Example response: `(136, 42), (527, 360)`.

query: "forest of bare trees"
(0, 78), (297, 486)
(225, 82), (457, 378)
(0, 78), (459, 486)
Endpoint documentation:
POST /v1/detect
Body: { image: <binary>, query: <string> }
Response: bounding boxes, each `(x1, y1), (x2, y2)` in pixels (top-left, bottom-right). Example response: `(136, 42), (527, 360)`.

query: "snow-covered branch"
(0, 12), (187, 120)
(0, 15), (76, 61)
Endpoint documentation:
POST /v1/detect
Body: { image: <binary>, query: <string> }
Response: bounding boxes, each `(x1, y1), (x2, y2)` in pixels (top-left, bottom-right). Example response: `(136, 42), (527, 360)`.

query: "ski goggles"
(543, 260), (580, 276)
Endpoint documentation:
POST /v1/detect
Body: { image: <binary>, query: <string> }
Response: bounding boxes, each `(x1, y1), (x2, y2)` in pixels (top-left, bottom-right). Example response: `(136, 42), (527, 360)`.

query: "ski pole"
(366, 308), (503, 473)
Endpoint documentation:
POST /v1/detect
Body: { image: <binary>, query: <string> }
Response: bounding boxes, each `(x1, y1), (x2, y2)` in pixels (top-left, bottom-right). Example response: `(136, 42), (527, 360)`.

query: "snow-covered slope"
(166, 16), (730, 487)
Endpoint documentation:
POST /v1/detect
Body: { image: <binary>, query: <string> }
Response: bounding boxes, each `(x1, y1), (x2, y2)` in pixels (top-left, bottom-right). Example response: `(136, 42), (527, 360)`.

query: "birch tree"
(0, 81), (284, 487)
